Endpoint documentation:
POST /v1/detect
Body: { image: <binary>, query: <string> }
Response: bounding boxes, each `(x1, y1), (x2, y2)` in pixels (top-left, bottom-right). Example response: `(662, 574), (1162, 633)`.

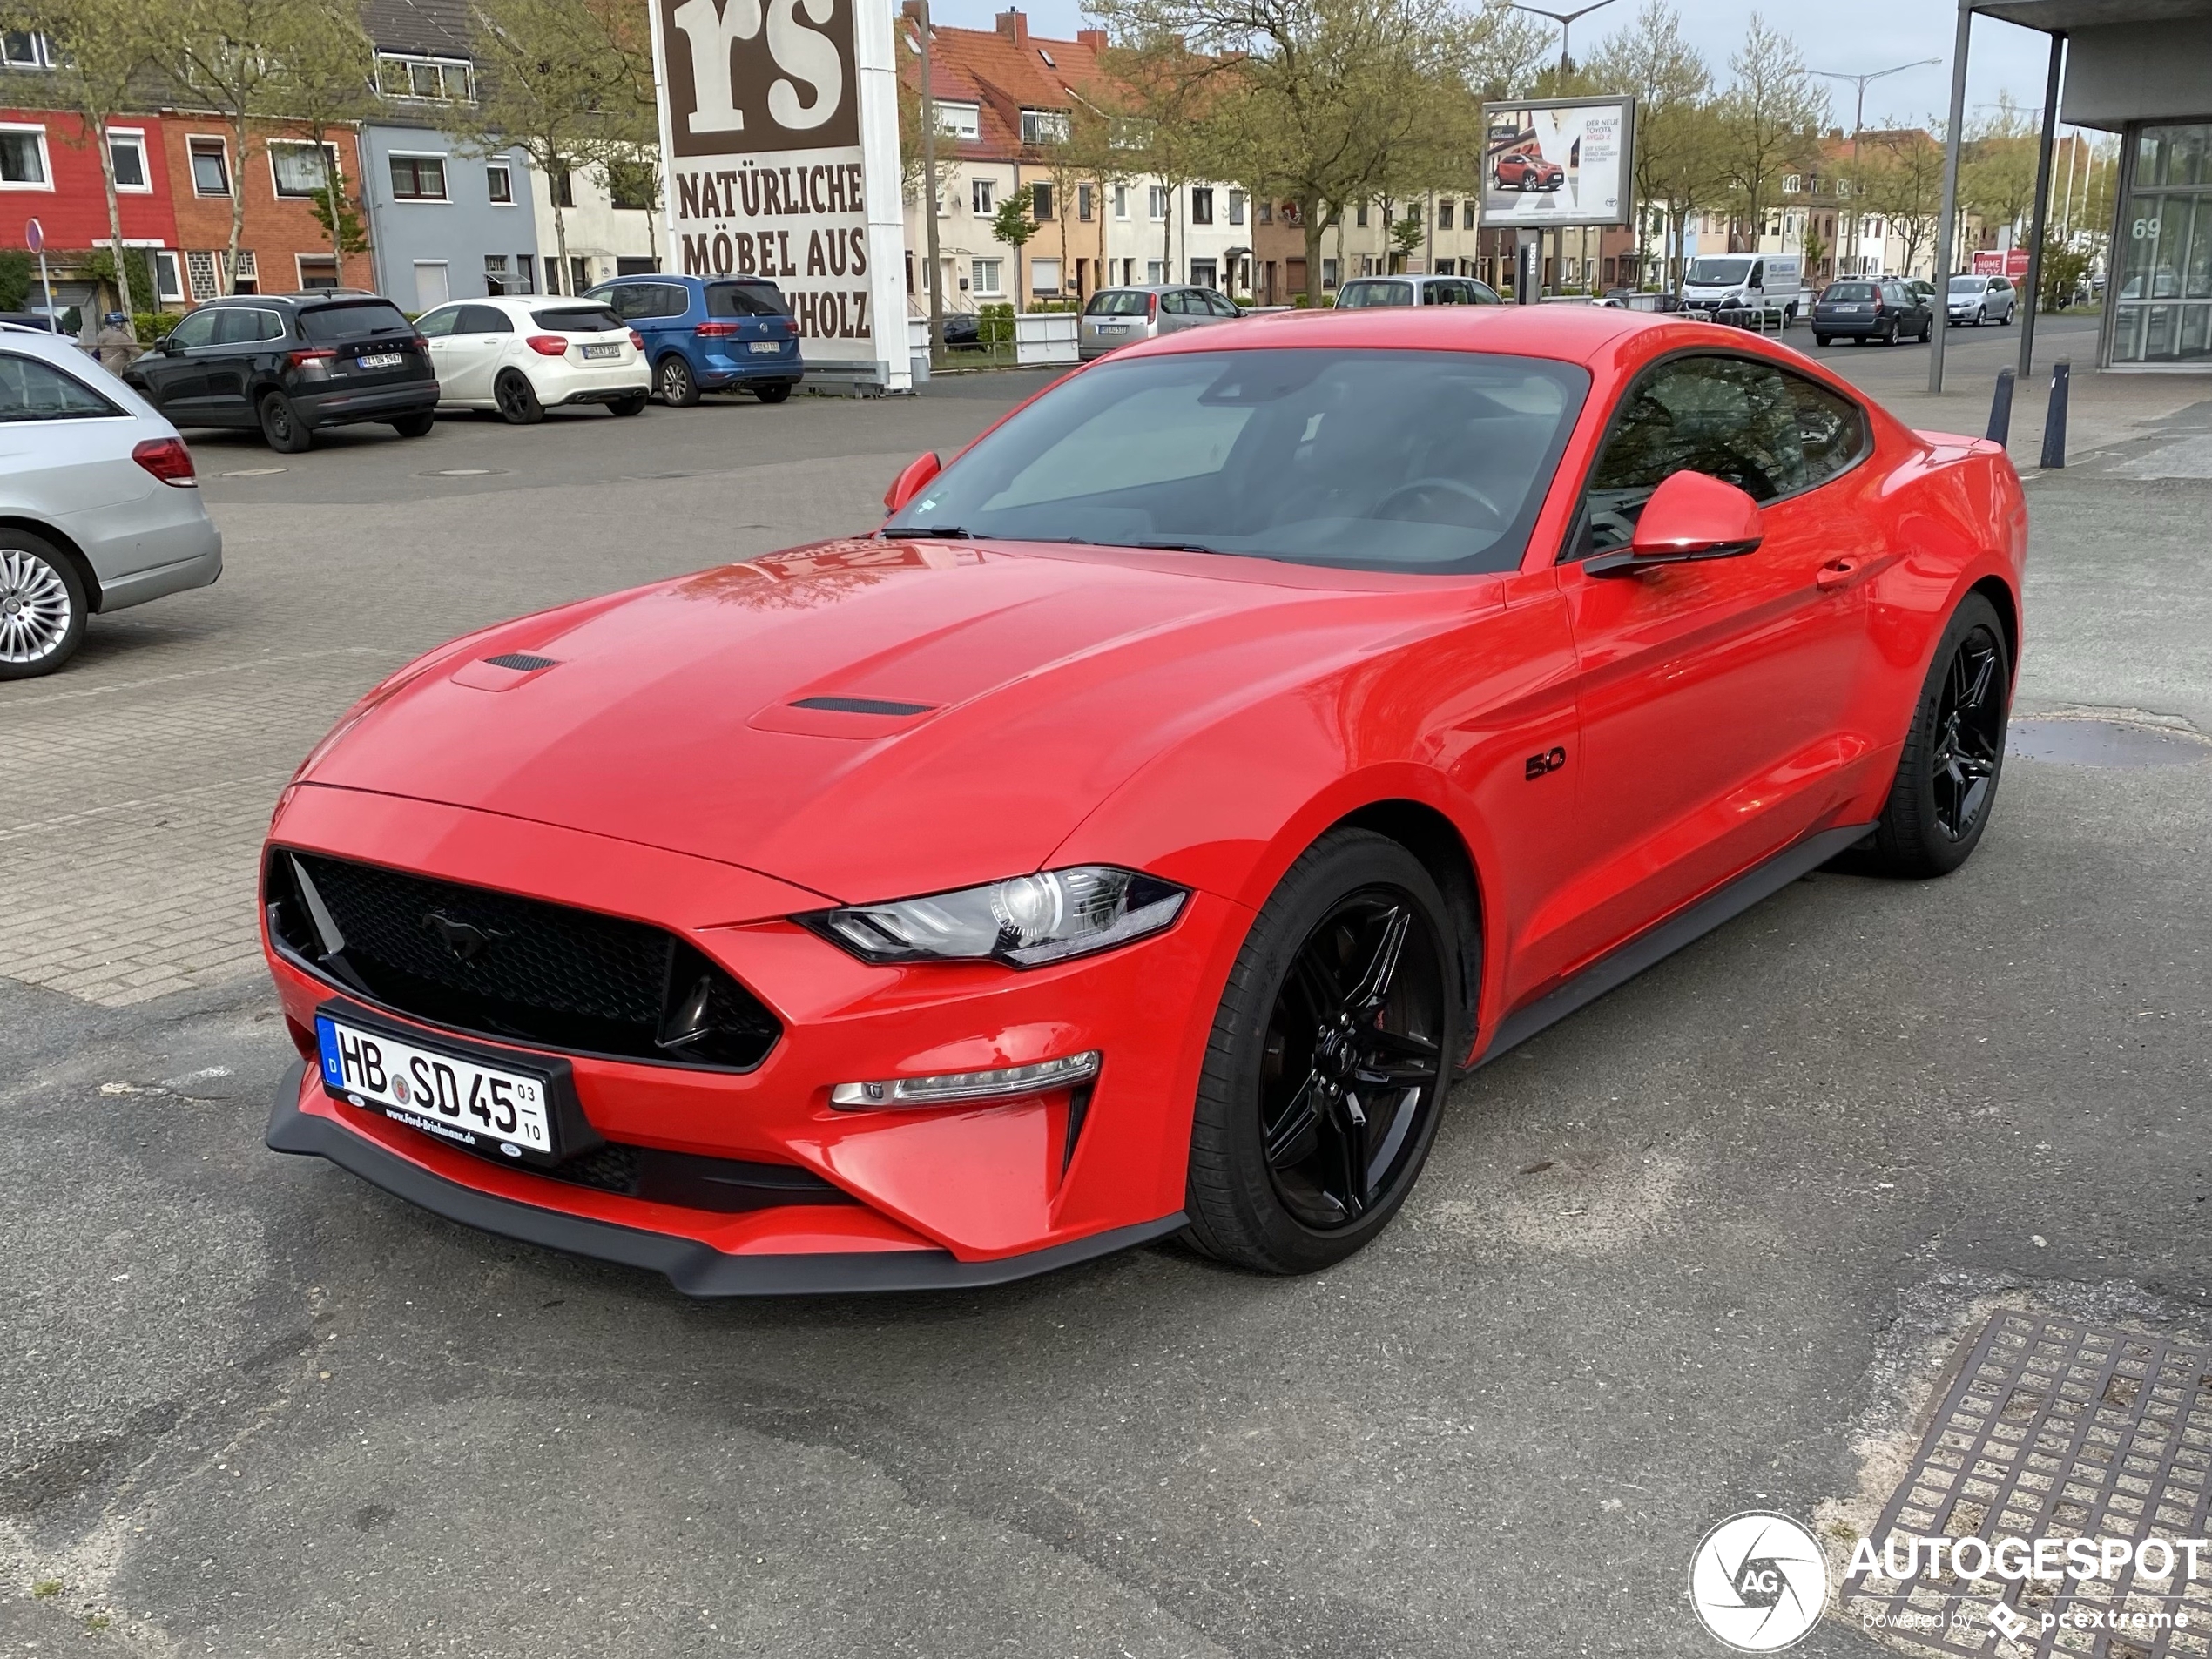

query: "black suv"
(124, 292), (440, 452)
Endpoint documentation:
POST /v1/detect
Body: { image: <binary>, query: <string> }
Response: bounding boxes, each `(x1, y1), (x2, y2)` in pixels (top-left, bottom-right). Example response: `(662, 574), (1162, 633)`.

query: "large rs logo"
(667, 0), (853, 147)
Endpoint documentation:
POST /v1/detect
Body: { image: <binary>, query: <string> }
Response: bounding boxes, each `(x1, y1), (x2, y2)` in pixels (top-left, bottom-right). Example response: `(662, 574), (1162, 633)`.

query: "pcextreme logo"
(1688, 1512), (1830, 1652)
(662, 0), (860, 155)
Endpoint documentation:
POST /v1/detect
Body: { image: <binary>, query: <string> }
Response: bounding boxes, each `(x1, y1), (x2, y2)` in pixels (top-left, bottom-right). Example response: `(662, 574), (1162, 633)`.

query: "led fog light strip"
(830, 1050), (1101, 1109)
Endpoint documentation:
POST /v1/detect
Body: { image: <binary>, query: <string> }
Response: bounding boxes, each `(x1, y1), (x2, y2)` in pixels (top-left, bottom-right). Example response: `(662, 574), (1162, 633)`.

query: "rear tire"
(1183, 828), (1461, 1275)
(753, 381), (792, 404)
(0, 531), (87, 679)
(1870, 593), (2011, 879)
(258, 391), (312, 453)
(494, 370), (544, 425)
(389, 412), (435, 438)
(657, 354), (699, 407)
(609, 393), (648, 416)
(1813, 332), (1831, 347)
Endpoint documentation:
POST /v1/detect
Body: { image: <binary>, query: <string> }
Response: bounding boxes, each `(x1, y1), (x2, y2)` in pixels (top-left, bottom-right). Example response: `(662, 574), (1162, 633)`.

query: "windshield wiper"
(1130, 538), (1221, 554)
(880, 525), (972, 539)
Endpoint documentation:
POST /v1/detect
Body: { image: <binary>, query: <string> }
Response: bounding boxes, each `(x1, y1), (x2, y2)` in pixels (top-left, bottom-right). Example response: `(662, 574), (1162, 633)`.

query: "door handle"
(1815, 559), (1858, 593)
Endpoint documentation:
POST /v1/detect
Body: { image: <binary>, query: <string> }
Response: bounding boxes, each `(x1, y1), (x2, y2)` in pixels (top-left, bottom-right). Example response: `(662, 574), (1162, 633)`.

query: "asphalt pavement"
(2, 327), (2209, 1659)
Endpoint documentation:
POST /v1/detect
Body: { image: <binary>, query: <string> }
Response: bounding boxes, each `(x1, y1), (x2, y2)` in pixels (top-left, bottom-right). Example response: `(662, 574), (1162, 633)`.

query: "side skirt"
(1474, 822), (1874, 1069)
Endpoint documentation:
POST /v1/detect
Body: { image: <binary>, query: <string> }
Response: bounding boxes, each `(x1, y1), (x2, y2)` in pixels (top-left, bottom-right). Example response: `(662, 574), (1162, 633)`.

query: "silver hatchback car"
(0, 327), (222, 678)
(1077, 285), (1242, 360)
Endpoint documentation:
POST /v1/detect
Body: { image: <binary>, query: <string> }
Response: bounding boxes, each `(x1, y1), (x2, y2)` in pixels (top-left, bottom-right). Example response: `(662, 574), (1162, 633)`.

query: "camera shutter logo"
(1688, 1512), (1829, 1651)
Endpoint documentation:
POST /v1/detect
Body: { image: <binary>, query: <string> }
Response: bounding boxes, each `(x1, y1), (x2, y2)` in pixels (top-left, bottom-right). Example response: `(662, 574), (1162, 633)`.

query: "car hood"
(302, 538), (1460, 904)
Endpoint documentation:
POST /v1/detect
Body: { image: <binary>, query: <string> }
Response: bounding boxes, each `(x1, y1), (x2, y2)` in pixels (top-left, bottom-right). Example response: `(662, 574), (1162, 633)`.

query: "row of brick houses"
(0, 0), (659, 331)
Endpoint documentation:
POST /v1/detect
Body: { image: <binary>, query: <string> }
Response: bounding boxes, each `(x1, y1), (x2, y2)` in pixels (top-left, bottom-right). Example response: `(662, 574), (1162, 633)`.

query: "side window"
(415, 306), (462, 337)
(657, 283), (692, 317)
(1579, 355), (1815, 554)
(1208, 290), (1238, 316)
(212, 309), (268, 346)
(1783, 370), (1866, 487)
(456, 304), (509, 333)
(1161, 290), (1191, 315)
(0, 353), (120, 419)
(165, 310), (219, 350)
(1748, 262), (1764, 287)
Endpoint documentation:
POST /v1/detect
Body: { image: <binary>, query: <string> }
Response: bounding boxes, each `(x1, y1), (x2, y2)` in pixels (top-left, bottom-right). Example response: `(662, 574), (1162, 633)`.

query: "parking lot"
(4, 320), (2210, 1657)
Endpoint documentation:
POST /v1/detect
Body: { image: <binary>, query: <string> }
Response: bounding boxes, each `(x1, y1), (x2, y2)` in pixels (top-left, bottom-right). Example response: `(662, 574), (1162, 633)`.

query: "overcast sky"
(924, 0), (2067, 133)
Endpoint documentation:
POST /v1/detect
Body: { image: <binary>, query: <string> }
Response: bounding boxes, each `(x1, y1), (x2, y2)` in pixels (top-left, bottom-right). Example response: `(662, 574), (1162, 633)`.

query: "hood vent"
(788, 695), (935, 716)
(484, 651), (559, 671)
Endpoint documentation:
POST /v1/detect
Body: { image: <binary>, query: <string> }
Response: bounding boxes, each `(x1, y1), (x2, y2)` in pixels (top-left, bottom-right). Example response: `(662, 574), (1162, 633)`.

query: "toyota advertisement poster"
(1480, 96), (1636, 228)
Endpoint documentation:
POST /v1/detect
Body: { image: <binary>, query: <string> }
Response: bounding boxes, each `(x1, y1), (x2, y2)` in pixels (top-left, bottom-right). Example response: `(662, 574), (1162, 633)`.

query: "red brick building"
(0, 108), (179, 308)
(158, 117), (373, 301)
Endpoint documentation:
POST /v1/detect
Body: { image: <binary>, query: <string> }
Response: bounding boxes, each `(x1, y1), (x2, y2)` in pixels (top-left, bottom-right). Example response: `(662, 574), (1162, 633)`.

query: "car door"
(1159, 290), (1199, 335)
(1541, 351), (1883, 974)
(443, 304), (515, 403)
(414, 304), (465, 400)
(203, 307), (279, 425)
(133, 307), (221, 422)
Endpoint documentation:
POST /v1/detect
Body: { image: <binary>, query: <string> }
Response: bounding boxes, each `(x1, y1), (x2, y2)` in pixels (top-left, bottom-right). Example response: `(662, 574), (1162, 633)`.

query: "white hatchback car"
(0, 327), (221, 679)
(413, 297), (651, 423)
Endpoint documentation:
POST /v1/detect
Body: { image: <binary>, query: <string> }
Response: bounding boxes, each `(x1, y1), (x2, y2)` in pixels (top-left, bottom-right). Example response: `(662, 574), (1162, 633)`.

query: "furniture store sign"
(651, 0), (908, 388)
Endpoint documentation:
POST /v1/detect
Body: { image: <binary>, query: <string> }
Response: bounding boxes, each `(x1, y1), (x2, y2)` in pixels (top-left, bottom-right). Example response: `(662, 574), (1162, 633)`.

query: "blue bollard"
(1986, 366), (2016, 446)
(2040, 360), (2070, 469)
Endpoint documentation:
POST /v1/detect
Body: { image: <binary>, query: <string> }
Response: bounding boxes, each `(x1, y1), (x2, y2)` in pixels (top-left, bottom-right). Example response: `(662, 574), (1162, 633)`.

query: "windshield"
(1336, 280), (1415, 308)
(1949, 277), (1990, 292)
(1684, 258), (1753, 287)
(882, 347), (1588, 574)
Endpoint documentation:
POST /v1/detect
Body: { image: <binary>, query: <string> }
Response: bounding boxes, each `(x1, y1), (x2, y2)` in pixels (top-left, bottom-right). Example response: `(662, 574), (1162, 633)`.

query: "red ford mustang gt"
(262, 307), (2025, 1294)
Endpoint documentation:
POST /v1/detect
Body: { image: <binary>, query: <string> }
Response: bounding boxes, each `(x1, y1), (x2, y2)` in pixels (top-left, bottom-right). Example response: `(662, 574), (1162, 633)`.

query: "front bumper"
(260, 785), (1244, 1291)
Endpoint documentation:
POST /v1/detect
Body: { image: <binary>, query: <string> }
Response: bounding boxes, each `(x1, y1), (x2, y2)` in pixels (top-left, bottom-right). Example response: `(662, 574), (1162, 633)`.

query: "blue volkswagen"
(585, 274), (803, 407)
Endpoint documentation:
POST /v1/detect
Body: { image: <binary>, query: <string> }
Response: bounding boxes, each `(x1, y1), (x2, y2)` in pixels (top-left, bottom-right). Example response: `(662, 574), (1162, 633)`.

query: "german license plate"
(583, 342), (621, 359)
(748, 341), (780, 354)
(1097, 324), (1127, 334)
(315, 1012), (556, 1160)
(357, 351), (403, 369)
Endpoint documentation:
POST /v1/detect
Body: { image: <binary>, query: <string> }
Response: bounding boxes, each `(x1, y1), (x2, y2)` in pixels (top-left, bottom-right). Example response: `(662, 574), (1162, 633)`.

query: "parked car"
(1494, 150), (1564, 192)
(122, 293), (437, 453)
(1078, 285), (1240, 360)
(940, 312), (981, 348)
(1335, 274), (1504, 308)
(264, 307), (2027, 1295)
(1679, 254), (1804, 327)
(584, 275), (801, 406)
(415, 298), (650, 424)
(1810, 277), (1932, 347)
(1946, 273), (2019, 326)
(0, 328), (219, 678)
(1905, 279), (1938, 307)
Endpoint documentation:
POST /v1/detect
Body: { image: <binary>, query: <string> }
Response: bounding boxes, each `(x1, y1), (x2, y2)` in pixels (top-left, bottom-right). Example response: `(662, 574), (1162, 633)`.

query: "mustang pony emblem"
(421, 911), (505, 962)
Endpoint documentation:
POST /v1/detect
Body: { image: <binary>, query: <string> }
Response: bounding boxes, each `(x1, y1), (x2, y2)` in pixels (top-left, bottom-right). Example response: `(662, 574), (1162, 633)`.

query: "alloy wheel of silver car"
(0, 544), (72, 666)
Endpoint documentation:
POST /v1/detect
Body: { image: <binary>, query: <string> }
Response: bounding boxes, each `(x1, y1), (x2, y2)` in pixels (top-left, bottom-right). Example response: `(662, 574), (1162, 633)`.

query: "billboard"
(1972, 248), (2031, 280)
(1479, 97), (1635, 229)
(651, 0), (908, 388)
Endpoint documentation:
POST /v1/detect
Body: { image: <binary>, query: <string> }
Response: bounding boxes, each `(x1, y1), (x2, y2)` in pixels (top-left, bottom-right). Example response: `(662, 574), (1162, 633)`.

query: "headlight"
(799, 867), (1188, 967)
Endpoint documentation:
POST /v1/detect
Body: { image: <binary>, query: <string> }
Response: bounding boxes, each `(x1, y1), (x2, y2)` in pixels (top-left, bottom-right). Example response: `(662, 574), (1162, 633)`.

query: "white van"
(1679, 254), (1804, 327)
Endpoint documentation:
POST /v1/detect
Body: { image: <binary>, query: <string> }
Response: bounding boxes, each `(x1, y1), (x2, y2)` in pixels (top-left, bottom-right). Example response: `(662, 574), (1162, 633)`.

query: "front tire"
(657, 354), (699, 407)
(1871, 593), (2011, 879)
(1184, 829), (1461, 1274)
(0, 532), (86, 679)
(494, 370), (544, 425)
(258, 391), (312, 453)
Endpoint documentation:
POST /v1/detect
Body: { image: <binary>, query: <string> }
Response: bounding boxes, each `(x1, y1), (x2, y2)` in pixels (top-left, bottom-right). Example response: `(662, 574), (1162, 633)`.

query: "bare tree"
(264, 0), (377, 290)
(1713, 13), (1824, 254)
(28, 0), (163, 314)
(1858, 125), (1945, 278)
(158, 0), (306, 293)
(1581, 1), (1710, 287)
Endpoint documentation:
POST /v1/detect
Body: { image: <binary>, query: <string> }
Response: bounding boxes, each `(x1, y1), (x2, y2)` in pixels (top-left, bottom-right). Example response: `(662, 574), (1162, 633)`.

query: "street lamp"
(1510, 0), (1619, 78)
(1811, 59), (1940, 280)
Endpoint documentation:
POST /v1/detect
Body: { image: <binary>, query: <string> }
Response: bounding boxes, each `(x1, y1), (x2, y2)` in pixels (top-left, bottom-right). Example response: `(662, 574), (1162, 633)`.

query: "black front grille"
(266, 851), (779, 1070)
(546, 1141), (853, 1212)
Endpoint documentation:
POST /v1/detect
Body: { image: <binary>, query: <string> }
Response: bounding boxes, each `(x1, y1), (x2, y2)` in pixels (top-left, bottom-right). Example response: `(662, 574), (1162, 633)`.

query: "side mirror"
(1588, 470), (1764, 577)
(884, 449), (941, 515)
(158, 333), (181, 354)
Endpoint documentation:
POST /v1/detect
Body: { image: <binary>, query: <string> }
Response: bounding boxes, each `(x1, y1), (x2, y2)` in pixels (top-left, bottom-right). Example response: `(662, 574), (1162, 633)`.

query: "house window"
(971, 257), (1002, 296)
(1145, 260), (1163, 283)
(971, 177), (994, 215)
(1189, 258), (1216, 288)
(389, 155), (447, 200)
(553, 170), (574, 208)
(1148, 185), (1167, 219)
(107, 131), (151, 192)
(1256, 199), (1271, 225)
(1783, 174), (1802, 195)
(1321, 257), (1339, 288)
(1113, 184), (1127, 219)
(1, 31), (51, 68)
(1354, 200), (1368, 228)
(1437, 199), (1453, 229)
(1190, 186), (1213, 226)
(379, 54), (472, 102)
(297, 254), (340, 290)
(513, 255), (535, 293)
(269, 140), (337, 199)
(1077, 183), (1093, 220)
(569, 255), (589, 293)
(153, 251), (183, 303)
(606, 157), (655, 210)
(229, 250), (258, 293)
(1029, 256), (1060, 293)
(188, 138), (229, 195)
(1433, 258), (1456, 275)
(486, 163), (512, 204)
(185, 250), (219, 300)
(0, 125), (50, 188)
(934, 102), (980, 141)
(1228, 189), (1244, 226)
(484, 254), (511, 294)
(1030, 181), (1052, 219)
(1020, 109), (1068, 145)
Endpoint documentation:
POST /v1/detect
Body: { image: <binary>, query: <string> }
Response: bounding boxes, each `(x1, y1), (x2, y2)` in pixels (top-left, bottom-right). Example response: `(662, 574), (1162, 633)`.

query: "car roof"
(1094, 284), (1197, 294)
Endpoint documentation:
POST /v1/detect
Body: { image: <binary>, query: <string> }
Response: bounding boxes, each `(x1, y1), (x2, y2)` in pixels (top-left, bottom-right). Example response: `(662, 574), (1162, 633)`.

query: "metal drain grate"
(1842, 1311), (2212, 1656)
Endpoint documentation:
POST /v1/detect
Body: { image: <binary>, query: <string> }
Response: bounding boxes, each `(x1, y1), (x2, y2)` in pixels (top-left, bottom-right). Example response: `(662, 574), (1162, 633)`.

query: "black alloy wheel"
(259, 391), (312, 453)
(1871, 592), (2011, 878)
(1184, 828), (1460, 1273)
(495, 370), (544, 425)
